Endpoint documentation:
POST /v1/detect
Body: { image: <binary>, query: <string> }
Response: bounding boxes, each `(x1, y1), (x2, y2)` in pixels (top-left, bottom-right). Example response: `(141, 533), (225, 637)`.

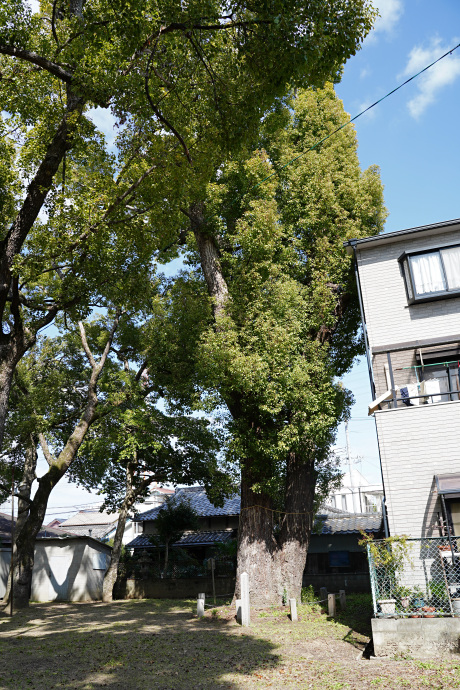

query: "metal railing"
(367, 536), (460, 617)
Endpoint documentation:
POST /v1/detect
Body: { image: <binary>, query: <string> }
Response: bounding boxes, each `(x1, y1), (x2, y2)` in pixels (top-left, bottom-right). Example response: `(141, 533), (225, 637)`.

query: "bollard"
(339, 590), (346, 611)
(197, 592), (205, 617)
(320, 587), (328, 605)
(289, 598), (298, 622)
(236, 599), (242, 624)
(240, 572), (250, 626)
(328, 593), (336, 618)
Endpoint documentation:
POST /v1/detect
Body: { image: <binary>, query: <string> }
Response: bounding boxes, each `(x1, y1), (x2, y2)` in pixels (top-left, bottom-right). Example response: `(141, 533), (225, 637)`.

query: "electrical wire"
(245, 41), (460, 196)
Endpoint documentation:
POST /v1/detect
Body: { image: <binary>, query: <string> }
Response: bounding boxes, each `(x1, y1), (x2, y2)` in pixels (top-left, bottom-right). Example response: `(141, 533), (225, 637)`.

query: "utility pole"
(345, 421), (357, 512)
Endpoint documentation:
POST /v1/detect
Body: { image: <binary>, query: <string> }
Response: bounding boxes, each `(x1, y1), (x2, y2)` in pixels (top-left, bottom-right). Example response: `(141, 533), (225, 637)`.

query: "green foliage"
(301, 585), (317, 604)
(154, 85), (386, 501)
(151, 496), (200, 549)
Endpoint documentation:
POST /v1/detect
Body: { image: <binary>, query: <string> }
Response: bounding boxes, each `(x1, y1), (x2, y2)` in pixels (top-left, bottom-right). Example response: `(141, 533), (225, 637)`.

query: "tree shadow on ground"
(0, 600), (280, 689)
(333, 593), (373, 636)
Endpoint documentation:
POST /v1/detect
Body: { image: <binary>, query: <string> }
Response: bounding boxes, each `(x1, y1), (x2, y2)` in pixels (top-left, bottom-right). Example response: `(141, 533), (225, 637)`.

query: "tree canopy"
(146, 84), (387, 603)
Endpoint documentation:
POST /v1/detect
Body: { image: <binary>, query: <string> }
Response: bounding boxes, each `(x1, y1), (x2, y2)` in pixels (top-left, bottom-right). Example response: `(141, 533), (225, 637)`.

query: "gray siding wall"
(357, 227), (460, 351)
(376, 401), (460, 537)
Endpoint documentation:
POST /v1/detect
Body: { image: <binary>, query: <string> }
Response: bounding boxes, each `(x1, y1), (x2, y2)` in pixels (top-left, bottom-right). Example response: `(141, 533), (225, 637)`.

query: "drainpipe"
(381, 497), (389, 538)
(347, 240), (375, 399)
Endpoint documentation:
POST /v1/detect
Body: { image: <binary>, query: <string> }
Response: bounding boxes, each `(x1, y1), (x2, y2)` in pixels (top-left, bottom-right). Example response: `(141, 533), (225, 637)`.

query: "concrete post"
(328, 593), (336, 618)
(289, 598), (298, 622)
(236, 599), (242, 624)
(339, 590), (346, 610)
(240, 572), (250, 626)
(197, 592), (205, 617)
(320, 586), (328, 604)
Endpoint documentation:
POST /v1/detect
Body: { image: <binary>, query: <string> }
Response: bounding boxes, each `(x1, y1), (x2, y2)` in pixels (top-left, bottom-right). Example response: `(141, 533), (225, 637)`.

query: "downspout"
(345, 239), (388, 531)
(348, 240), (376, 399)
(381, 497), (389, 538)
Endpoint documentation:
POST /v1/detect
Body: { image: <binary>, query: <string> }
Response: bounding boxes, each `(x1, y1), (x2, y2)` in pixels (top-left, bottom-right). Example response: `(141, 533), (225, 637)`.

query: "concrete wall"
(0, 539), (111, 602)
(116, 576), (236, 600)
(372, 618), (460, 658)
(375, 402), (460, 537)
(357, 226), (460, 352)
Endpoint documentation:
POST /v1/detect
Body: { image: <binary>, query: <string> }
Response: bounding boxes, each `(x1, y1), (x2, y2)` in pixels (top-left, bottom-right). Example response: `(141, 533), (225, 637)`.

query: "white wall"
(376, 401), (460, 537)
(0, 539), (110, 602)
(357, 226), (460, 351)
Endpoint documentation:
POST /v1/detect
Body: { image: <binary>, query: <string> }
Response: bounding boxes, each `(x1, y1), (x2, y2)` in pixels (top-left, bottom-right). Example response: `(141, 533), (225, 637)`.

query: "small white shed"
(0, 536), (112, 602)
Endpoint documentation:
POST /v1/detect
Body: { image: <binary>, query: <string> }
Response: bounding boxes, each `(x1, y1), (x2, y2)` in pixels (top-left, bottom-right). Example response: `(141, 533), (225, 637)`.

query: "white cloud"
(401, 38), (460, 118)
(364, 0), (403, 43)
(372, 0), (404, 35)
(360, 67), (370, 79)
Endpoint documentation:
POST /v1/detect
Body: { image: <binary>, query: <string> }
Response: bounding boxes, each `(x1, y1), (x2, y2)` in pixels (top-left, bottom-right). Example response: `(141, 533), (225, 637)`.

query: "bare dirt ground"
(0, 595), (459, 689)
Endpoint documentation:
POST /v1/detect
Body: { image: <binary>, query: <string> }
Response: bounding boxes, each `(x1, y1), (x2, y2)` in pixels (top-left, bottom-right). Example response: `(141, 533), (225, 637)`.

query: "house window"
(341, 494), (347, 511)
(400, 244), (460, 304)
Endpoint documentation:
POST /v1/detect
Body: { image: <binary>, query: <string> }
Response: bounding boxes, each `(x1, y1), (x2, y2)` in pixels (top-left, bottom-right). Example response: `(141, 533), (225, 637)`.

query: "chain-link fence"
(367, 536), (460, 617)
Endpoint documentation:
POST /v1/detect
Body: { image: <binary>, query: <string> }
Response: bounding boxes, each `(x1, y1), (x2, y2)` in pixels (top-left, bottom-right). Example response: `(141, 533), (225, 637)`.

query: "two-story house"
(345, 217), (460, 539)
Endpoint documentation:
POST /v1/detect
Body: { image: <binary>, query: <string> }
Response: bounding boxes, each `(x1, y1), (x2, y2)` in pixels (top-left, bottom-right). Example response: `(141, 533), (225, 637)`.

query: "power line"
(247, 41), (460, 195)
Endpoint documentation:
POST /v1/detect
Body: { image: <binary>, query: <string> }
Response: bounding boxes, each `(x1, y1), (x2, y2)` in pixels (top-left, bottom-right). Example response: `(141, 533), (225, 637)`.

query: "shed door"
(48, 557), (69, 601)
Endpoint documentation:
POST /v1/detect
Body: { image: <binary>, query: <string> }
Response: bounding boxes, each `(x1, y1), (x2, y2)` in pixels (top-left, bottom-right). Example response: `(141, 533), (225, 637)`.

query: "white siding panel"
(376, 401), (460, 537)
(357, 229), (460, 350)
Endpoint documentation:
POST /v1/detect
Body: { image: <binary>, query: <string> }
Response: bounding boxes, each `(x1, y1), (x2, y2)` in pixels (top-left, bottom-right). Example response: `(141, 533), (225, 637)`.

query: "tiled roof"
(135, 487), (240, 521)
(314, 512), (383, 535)
(62, 524), (115, 540)
(0, 511), (71, 543)
(60, 510), (118, 527)
(127, 530), (234, 549)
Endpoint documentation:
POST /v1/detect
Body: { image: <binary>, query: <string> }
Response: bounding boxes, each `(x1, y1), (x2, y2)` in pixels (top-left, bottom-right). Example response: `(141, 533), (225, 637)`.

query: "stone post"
(289, 598), (298, 622)
(197, 592), (205, 617)
(339, 590), (346, 610)
(240, 572), (250, 626)
(236, 599), (242, 624)
(328, 593), (336, 617)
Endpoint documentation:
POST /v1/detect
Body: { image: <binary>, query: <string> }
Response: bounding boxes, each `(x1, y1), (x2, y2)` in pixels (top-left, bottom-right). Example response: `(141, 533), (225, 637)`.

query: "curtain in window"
(410, 252), (445, 295)
(441, 246), (460, 289)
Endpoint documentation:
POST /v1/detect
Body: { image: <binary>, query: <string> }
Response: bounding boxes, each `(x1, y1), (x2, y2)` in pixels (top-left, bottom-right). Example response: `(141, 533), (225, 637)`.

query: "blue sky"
(5, 0), (460, 518)
(334, 0), (460, 483)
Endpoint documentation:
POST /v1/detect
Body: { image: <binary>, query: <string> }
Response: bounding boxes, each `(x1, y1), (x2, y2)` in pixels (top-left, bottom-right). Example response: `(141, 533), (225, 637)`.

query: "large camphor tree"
(0, 0), (376, 449)
(148, 85), (387, 605)
(0, 0), (376, 608)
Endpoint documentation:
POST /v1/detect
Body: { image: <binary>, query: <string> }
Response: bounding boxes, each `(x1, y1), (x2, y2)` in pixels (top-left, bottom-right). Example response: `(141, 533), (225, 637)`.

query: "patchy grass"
(0, 595), (459, 688)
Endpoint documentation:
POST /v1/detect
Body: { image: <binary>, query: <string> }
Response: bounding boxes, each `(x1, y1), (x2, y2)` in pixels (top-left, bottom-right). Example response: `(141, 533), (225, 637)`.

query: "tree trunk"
(278, 453), (315, 603)
(235, 460), (280, 607)
(102, 460), (137, 603)
(162, 540), (170, 578)
(3, 464), (63, 609)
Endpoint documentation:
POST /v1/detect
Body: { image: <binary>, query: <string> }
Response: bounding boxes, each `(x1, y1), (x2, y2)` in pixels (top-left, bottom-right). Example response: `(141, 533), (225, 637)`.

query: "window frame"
(399, 242), (460, 305)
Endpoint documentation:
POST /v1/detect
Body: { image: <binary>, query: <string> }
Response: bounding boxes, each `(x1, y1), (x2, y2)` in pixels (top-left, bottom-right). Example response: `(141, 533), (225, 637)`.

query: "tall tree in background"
(149, 85), (387, 605)
(70, 407), (228, 602)
(0, 0), (376, 451)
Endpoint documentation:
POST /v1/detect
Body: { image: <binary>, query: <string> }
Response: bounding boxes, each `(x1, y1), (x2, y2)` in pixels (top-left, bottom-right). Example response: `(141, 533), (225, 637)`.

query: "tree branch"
(0, 45), (73, 82)
(145, 48), (192, 164)
(78, 321), (97, 369)
(38, 432), (56, 467)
